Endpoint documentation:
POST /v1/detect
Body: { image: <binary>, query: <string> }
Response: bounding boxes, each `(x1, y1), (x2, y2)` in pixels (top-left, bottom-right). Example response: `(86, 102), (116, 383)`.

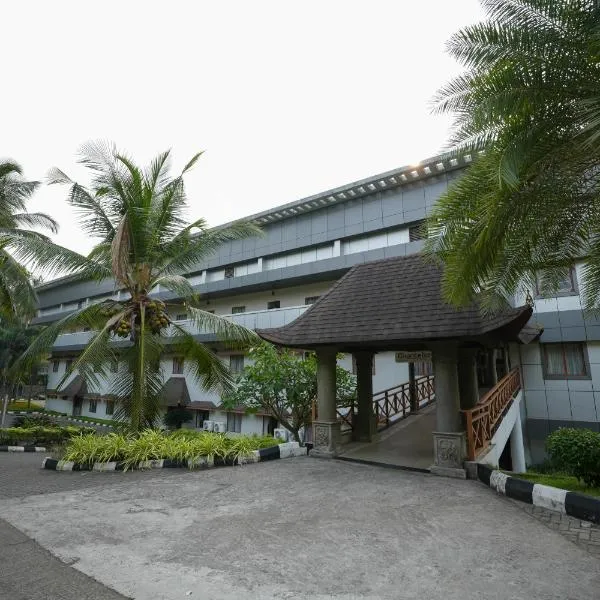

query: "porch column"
(487, 349), (498, 386)
(429, 342), (467, 477)
(510, 408), (526, 473)
(353, 351), (376, 442)
(458, 347), (479, 410)
(312, 347), (340, 458)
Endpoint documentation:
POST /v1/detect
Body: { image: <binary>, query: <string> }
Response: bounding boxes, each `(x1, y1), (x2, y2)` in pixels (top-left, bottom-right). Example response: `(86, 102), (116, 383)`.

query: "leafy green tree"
(427, 1), (600, 310)
(223, 342), (356, 442)
(0, 161), (78, 321)
(19, 142), (260, 431)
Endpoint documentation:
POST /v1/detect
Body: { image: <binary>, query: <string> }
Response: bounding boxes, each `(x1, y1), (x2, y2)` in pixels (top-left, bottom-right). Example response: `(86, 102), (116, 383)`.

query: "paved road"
(0, 452), (598, 600)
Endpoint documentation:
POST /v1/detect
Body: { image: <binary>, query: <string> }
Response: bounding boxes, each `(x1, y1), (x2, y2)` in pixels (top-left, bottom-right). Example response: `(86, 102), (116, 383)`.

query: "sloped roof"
(258, 254), (536, 351)
(162, 377), (191, 406)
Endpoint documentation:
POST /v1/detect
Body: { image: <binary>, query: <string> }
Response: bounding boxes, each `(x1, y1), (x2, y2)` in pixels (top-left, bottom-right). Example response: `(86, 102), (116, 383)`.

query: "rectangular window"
(65, 359), (73, 372)
(89, 399), (97, 413)
(175, 313), (188, 321)
(267, 300), (280, 310)
(542, 343), (589, 379)
(195, 410), (210, 428)
(224, 266), (234, 279)
(227, 412), (242, 433)
(229, 355), (244, 374)
(536, 267), (577, 298)
(414, 361), (433, 377)
(409, 221), (426, 242)
(231, 306), (246, 314)
(172, 357), (185, 375)
(305, 296), (320, 305)
(52, 360), (60, 373)
(105, 400), (115, 416)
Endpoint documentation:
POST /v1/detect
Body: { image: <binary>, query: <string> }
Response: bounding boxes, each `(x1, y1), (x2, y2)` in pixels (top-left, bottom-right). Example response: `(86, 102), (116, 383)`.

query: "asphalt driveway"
(0, 453), (598, 600)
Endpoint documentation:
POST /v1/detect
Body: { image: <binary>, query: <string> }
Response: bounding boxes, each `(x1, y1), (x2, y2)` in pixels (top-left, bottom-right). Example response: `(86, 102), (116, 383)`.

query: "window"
(230, 355), (244, 374)
(110, 359), (118, 373)
(172, 357), (185, 375)
(52, 360), (60, 373)
(409, 221), (426, 242)
(89, 399), (97, 413)
(224, 266), (234, 279)
(536, 267), (578, 298)
(105, 400), (115, 416)
(175, 313), (188, 321)
(542, 343), (589, 379)
(414, 361), (433, 377)
(227, 412), (242, 433)
(231, 306), (246, 314)
(305, 296), (320, 305)
(267, 300), (280, 310)
(195, 410), (210, 428)
(65, 359), (73, 372)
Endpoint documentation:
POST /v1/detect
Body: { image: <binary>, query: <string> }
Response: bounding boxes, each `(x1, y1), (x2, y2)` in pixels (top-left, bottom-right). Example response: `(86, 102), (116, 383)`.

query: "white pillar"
(510, 409), (526, 473)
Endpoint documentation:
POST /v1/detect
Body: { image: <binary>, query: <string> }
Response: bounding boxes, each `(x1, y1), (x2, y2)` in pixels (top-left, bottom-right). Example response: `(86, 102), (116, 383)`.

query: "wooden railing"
(333, 375), (435, 432)
(461, 367), (521, 461)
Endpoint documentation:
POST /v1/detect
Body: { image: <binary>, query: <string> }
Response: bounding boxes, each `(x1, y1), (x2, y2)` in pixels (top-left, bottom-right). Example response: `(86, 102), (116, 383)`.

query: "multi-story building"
(34, 153), (600, 463)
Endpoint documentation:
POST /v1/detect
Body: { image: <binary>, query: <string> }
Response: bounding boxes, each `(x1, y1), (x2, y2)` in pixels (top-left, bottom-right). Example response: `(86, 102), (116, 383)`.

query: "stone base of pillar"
(311, 420), (341, 458)
(432, 431), (466, 469)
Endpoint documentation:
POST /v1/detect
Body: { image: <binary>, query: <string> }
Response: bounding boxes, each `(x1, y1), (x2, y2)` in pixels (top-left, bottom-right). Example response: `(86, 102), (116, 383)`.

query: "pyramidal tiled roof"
(258, 254), (535, 350)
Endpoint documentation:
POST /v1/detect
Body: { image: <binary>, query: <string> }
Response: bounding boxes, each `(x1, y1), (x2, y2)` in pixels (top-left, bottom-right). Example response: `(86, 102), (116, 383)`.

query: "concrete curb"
(8, 411), (114, 428)
(0, 445), (47, 452)
(477, 463), (600, 525)
(42, 441), (308, 472)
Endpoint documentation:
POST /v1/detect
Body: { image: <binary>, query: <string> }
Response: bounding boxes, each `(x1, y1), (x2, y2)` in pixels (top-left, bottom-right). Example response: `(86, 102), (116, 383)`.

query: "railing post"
(385, 391), (390, 427)
(408, 363), (418, 414)
(465, 410), (475, 461)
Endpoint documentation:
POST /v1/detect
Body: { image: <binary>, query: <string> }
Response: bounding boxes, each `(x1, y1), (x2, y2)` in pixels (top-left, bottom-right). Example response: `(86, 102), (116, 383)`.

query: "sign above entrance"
(395, 351), (432, 363)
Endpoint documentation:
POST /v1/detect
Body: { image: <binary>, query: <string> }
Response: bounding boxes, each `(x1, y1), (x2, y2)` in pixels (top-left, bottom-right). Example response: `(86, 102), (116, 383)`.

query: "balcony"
(52, 305), (309, 348)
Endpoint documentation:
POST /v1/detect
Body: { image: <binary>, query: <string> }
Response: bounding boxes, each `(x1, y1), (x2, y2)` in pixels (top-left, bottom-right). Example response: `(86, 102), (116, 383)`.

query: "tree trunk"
(130, 305), (146, 432)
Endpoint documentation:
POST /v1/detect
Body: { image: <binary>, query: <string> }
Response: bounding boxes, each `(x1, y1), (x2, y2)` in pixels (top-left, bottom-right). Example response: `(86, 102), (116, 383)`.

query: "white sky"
(3, 0), (484, 257)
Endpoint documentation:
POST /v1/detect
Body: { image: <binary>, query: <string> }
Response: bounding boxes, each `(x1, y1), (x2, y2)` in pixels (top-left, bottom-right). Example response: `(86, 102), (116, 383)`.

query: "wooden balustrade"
(461, 367), (522, 461)
(329, 375), (435, 432)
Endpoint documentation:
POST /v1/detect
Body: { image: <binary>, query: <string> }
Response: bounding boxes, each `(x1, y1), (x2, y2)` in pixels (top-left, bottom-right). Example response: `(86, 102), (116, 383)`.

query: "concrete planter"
(42, 441), (308, 472)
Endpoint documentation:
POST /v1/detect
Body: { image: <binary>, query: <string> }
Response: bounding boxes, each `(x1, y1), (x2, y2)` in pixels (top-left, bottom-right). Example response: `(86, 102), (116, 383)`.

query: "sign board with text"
(394, 351), (432, 363)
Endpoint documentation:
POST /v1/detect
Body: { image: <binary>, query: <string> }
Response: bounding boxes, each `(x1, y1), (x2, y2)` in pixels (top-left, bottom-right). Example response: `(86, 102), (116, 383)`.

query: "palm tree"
(0, 161), (72, 321)
(426, 1), (600, 311)
(19, 142), (261, 431)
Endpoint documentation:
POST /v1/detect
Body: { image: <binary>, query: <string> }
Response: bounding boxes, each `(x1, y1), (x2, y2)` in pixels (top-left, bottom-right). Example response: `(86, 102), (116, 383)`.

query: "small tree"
(223, 343), (356, 443)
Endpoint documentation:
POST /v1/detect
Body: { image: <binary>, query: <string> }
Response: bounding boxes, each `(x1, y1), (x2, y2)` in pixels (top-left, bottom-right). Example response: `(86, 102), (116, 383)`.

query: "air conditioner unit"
(203, 420), (215, 432)
(273, 428), (288, 442)
(213, 421), (227, 433)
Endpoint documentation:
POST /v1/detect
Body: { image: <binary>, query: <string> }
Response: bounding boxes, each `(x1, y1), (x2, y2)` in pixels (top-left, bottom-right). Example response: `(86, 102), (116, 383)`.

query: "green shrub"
(546, 427), (600, 488)
(163, 407), (193, 429)
(12, 414), (56, 428)
(59, 429), (282, 469)
(0, 425), (87, 446)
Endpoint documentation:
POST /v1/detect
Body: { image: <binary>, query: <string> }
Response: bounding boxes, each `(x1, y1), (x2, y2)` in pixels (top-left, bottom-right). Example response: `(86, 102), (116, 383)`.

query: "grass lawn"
(511, 471), (600, 498)
(7, 401), (44, 411)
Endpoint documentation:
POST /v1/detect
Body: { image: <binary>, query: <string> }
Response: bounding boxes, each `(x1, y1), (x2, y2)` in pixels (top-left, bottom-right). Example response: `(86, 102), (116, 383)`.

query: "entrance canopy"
(258, 254), (539, 351)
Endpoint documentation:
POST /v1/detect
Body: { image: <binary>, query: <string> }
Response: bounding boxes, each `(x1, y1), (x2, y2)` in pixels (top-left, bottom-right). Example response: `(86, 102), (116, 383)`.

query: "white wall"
(45, 397), (73, 415)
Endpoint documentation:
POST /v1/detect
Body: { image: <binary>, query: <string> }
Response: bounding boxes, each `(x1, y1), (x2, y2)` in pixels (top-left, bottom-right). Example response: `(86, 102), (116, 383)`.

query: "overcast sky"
(4, 0), (484, 257)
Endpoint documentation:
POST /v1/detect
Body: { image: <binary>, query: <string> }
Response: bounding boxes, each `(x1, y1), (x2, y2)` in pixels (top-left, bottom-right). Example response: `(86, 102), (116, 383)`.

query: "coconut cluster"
(109, 299), (171, 339)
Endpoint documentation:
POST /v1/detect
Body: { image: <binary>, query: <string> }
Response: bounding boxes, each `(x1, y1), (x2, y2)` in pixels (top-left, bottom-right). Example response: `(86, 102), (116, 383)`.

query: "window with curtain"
(105, 400), (115, 415)
(89, 399), (97, 413)
(542, 343), (588, 378)
(172, 357), (185, 375)
(536, 267), (577, 297)
(229, 355), (244, 374)
(414, 361), (433, 377)
(227, 412), (242, 433)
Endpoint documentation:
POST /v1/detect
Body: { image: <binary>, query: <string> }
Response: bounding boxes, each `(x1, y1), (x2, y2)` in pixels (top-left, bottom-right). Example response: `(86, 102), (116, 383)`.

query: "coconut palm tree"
(426, 0), (600, 311)
(19, 142), (261, 430)
(0, 161), (74, 321)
